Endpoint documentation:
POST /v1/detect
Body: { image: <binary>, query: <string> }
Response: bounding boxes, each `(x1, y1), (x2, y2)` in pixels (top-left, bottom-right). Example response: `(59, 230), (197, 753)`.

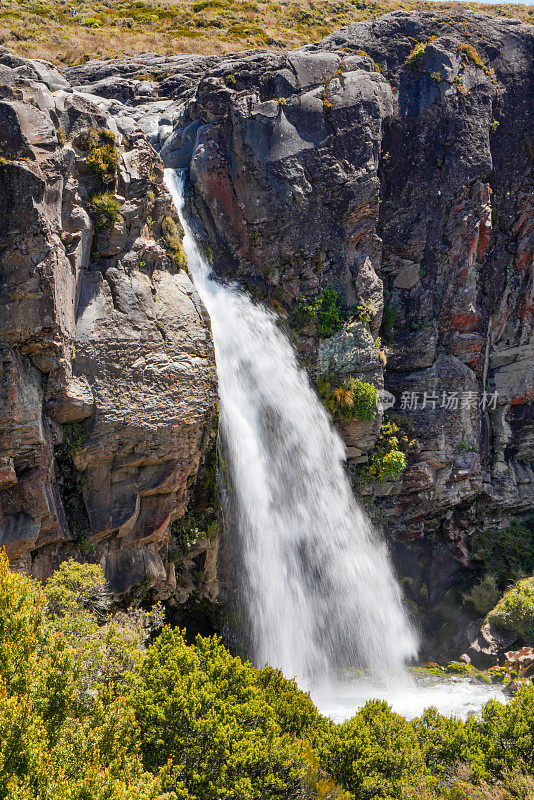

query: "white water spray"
(165, 169), (418, 690)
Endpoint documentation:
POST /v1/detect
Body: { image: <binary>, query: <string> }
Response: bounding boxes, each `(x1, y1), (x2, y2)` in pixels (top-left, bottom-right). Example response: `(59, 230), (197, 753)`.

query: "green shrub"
(469, 686), (534, 781)
(487, 577), (534, 641)
(368, 447), (407, 481)
(256, 664), (328, 741)
(318, 699), (432, 799)
(293, 285), (345, 338)
(318, 376), (377, 422)
(405, 41), (427, 71)
(8, 551), (534, 800)
(87, 191), (121, 230)
(412, 706), (467, 778)
(356, 301), (375, 326)
(44, 560), (164, 694)
(0, 552), (170, 800)
(128, 627), (308, 799)
(366, 420), (407, 481)
(348, 377), (379, 421)
(86, 128), (118, 182)
(463, 574), (501, 617)
(45, 559), (104, 618)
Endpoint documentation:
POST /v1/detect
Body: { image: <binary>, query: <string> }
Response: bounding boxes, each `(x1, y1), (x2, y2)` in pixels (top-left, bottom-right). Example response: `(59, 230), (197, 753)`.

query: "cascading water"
(165, 168), (419, 692)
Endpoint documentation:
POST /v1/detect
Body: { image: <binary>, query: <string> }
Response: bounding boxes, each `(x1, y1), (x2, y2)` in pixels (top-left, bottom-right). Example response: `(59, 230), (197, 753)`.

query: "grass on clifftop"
(1, 0), (534, 66)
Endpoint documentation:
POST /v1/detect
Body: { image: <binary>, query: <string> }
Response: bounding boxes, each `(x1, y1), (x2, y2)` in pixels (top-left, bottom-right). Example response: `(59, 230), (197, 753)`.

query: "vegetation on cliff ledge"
(293, 285), (345, 339)
(318, 375), (378, 422)
(366, 419), (407, 481)
(4, 552), (534, 799)
(85, 128), (119, 183)
(87, 190), (122, 230)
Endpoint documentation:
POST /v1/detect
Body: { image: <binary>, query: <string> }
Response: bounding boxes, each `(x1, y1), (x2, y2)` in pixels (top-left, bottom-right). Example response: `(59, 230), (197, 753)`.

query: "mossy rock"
(162, 215), (188, 269)
(444, 661), (472, 676)
(487, 576), (534, 642)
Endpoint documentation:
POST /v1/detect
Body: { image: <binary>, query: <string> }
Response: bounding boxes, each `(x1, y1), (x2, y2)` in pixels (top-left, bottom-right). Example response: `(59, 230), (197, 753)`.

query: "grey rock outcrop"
(0, 48), (217, 599)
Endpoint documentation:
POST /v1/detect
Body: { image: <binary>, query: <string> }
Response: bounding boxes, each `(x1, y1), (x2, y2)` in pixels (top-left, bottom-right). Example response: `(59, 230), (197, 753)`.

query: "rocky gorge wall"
(0, 10), (533, 653)
(0, 50), (218, 611)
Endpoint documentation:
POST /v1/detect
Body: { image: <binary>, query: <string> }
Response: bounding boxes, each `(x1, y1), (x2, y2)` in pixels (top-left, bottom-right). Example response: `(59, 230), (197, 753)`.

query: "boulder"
(467, 622), (518, 668)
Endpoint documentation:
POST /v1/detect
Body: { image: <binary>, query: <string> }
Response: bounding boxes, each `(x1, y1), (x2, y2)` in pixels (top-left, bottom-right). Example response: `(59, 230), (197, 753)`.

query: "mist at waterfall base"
(164, 169), (506, 721)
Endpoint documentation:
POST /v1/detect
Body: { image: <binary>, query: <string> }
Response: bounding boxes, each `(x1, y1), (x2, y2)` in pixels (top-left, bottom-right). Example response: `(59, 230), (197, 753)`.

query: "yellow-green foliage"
(45, 558), (104, 617)
(6, 553), (534, 799)
(405, 41), (428, 71)
(294, 285), (345, 338)
(356, 301), (375, 326)
(366, 419), (407, 481)
(318, 699), (433, 799)
(86, 128), (118, 182)
(128, 626), (315, 799)
(487, 577), (534, 641)
(45, 559), (164, 693)
(0, 551), (170, 800)
(318, 375), (378, 422)
(87, 191), (121, 230)
(161, 215), (188, 269)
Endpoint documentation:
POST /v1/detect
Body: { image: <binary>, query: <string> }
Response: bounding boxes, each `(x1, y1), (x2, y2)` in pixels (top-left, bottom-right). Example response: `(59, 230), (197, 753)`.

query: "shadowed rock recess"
(0, 10), (532, 648)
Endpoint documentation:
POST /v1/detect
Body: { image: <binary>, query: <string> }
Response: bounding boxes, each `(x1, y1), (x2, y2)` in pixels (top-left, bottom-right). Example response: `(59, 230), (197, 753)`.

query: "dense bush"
(4, 554), (534, 800)
(86, 128), (118, 182)
(87, 190), (122, 230)
(469, 517), (534, 590)
(293, 286), (345, 338)
(486, 577), (534, 641)
(318, 700), (432, 799)
(0, 552), (170, 800)
(366, 420), (407, 482)
(45, 559), (164, 693)
(318, 376), (378, 422)
(128, 627), (308, 800)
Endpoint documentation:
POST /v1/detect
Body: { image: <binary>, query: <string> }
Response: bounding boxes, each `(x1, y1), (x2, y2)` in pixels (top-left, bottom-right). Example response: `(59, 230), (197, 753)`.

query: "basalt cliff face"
(0, 52), (217, 607)
(0, 11), (533, 650)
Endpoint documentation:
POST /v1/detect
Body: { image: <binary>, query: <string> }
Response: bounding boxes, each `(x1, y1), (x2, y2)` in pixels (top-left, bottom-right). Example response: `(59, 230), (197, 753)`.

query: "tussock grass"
(1, 0), (534, 66)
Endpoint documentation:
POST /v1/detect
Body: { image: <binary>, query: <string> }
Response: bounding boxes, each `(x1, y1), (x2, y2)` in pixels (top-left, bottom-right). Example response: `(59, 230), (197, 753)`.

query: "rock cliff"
(0, 10), (532, 649)
(0, 49), (217, 603)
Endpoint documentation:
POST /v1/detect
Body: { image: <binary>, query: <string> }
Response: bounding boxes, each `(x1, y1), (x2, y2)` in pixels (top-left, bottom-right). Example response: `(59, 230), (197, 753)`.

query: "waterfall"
(165, 169), (418, 690)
